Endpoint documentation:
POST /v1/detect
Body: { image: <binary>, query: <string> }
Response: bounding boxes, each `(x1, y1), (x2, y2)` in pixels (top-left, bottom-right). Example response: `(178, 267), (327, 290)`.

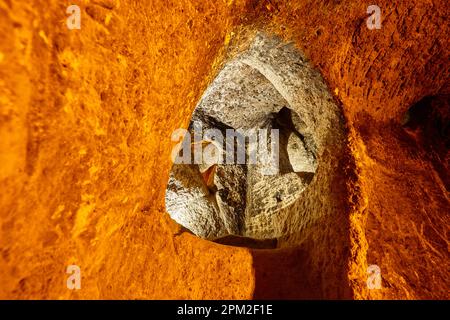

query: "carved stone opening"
(165, 33), (345, 247)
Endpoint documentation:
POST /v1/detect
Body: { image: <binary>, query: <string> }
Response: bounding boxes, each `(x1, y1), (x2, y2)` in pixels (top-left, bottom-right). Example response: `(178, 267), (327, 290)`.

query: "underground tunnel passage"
(165, 33), (346, 248)
(2, 0), (448, 301)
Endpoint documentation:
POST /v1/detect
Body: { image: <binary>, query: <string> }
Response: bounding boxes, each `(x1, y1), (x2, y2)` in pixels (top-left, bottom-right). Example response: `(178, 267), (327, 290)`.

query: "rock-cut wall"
(0, 0), (448, 299)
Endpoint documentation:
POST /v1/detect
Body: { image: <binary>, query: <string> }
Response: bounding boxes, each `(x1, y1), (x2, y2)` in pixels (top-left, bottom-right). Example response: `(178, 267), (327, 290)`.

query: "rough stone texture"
(166, 34), (333, 240)
(193, 60), (287, 130)
(0, 0), (448, 299)
(166, 164), (227, 239)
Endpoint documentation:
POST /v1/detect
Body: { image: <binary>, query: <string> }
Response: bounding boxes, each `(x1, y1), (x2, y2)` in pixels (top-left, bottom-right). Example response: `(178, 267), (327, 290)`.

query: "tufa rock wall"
(0, 0), (448, 299)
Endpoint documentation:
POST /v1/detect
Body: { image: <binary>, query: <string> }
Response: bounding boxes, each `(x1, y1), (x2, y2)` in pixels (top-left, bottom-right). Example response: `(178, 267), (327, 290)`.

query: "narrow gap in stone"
(402, 95), (449, 191)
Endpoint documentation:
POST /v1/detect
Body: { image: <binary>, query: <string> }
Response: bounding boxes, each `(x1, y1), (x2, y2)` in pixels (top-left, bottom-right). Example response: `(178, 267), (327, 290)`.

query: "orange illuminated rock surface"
(0, 0), (448, 299)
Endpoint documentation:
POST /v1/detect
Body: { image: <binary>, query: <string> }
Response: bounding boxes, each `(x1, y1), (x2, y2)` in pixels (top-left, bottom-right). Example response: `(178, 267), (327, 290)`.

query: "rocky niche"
(166, 33), (345, 246)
